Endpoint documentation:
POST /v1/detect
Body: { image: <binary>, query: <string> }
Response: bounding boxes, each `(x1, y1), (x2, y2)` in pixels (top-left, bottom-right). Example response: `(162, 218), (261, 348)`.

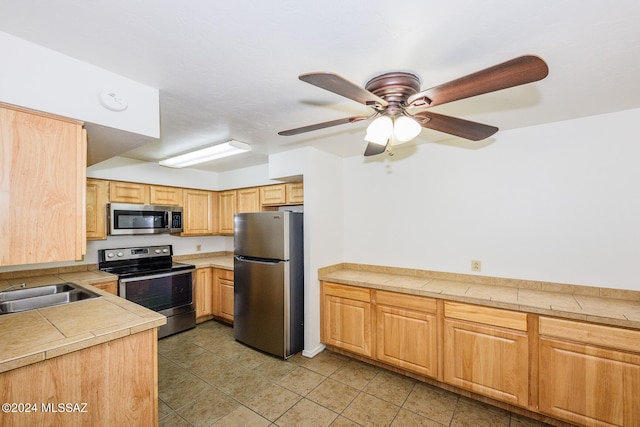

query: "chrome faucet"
(1, 283), (26, 292)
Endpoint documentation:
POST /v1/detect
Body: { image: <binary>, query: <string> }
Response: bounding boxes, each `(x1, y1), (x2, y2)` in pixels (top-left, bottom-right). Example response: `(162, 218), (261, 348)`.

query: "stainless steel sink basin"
(0, 283), (75, 302)
(0, 283), (100, 314)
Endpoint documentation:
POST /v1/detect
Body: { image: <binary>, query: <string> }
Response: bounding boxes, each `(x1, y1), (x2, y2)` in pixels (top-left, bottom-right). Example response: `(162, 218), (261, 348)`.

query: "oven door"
(119, 269), (195, 317)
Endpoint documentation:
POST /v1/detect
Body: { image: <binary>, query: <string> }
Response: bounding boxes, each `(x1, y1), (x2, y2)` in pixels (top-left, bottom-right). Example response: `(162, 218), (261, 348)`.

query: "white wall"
(342, 108), (640, 291)
(269, 147), (344, 356)
(0, 31), (158, 139)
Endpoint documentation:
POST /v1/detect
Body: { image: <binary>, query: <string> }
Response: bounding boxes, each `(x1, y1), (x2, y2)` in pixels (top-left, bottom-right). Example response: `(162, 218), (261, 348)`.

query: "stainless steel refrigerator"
(233, 211), (304, 358)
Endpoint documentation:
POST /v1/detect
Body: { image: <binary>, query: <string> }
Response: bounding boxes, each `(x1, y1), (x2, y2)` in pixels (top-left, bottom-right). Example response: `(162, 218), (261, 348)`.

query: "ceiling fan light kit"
(159, 140), (251, 168)
(279, 55), (549, 157)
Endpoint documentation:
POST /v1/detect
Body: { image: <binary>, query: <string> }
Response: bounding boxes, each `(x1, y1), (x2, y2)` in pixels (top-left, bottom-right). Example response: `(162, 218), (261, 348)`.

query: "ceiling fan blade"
(364, 141), (388, 156)
(407, 55), (549, 108)
(278, 115), (369, 136)
(299, 72), (389, 108)
(413, 111), (498, 141)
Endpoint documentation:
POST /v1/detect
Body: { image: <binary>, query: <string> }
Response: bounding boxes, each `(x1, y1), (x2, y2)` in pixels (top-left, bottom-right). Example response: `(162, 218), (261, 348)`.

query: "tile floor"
(158, 320), (552, 427)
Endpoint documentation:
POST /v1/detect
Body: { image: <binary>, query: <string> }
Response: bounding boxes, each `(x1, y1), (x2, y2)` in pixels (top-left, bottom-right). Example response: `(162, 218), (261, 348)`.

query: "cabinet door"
(182, 189), (215, 235)
(376, 292), (438, 378)
(237, 187), (261, 213)
(218, 190), (237, 235)
(213, 269), (234, 322)
(443, 302), (529, 406)
(109, 181), (149, 204)
(149, 185), (182, 206)
(0, 104), (86, 266)
(321, 282), (372, 357)
(285, 182), (304, 204)
(92, 280), (117, 295)
(86, 178), (108, 240)
(260, 184), (286, 205)
(195, 268), (213, 322)
(539, 317), (640, 426)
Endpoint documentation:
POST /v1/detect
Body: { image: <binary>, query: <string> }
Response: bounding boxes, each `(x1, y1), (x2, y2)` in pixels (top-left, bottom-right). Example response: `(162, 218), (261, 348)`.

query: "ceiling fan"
(278, 55), (549, 156)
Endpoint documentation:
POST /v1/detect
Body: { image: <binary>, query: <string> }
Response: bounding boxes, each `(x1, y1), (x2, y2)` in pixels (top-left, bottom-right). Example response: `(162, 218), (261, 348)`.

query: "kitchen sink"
(0, 283), (75, 302)
(0, 283), (101, 315)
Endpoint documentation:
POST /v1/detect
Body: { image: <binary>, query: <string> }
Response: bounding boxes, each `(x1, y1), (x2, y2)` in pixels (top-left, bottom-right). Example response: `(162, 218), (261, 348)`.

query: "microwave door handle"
(165, 211), (169, 229)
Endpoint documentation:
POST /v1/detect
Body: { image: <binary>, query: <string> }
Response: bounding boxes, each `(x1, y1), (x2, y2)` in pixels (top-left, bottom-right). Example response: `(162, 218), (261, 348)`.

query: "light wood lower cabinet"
(0, 329), (158, 427)
(195, 268), (213, 323)
(321, 282), (373, 357)
(443, 302), (529, 406)
(92, 280), (117, 295)
(214, 269), (234, 322)
(375, 291), (438, 378)
(539, 317), (640, 427)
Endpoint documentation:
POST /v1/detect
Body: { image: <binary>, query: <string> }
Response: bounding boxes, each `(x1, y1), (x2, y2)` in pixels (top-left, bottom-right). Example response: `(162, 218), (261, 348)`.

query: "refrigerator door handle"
(235, 255), (282, 265)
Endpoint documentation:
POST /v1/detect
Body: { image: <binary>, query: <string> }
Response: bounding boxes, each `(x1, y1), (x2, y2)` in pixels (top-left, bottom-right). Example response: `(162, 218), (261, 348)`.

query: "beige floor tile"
(254, 356), (299, 382)
(218, 368), (275, 403)
(212, 405), (271, 427)
(342, 392), (401, 427)
(403, 382), (459, 425)
(330, 415), (363, 427)
(276, 398), (339, 427)
(364, 370), (416, 406)
(300, 350), (349, 376)
(307, 378), (360, 413)
(177, 387), (240, 427)
(278, 366), (327, 396)
(158, 374), (214, 410)
(330, 359), (381, 390)
(391, 408), (447, 427)
(245, 383), (302, 421)
(159, 411), (191, 427)
(157, 399), (172, 419)
(510, 414), (553, 427)
(450, 398), (510, 427)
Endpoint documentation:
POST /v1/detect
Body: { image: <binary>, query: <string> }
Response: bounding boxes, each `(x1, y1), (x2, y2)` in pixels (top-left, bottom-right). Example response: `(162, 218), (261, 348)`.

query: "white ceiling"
(1, 0), (639, 172)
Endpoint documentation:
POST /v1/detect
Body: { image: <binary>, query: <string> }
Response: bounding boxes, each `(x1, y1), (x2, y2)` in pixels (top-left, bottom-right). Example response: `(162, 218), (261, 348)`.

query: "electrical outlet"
(471, 260), (481, 272)
(196, 244), (201, 252)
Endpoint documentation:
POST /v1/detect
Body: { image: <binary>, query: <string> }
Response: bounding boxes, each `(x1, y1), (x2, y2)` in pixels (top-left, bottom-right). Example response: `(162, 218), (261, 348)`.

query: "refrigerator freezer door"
(234, 256), (290, 357)
(234, 212), (288, 260)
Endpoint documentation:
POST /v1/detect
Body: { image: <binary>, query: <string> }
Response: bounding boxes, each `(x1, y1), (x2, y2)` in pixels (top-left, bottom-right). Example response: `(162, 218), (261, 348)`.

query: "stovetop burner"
(98, 245), (194, 278)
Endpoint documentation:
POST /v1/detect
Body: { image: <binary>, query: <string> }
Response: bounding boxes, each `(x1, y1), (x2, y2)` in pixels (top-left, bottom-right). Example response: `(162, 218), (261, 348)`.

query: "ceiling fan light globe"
(365, 115), (393, 145)
(393, 116), (422, 143)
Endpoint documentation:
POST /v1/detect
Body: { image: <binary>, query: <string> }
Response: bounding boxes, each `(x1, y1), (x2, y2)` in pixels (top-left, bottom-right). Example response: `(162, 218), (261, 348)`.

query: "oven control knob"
(154, 249), (162, 254)
(117, 252), (124, 257)
(107, 252), (114, 258)
(162, 248), (169, 253)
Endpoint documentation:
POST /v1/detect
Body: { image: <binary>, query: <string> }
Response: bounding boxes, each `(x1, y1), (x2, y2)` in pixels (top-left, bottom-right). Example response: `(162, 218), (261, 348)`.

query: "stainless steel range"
(98, 245), (195, 338)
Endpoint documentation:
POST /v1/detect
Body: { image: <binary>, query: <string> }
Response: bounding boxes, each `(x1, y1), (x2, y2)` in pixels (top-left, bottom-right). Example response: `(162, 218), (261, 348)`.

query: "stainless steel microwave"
(107, 203), (183, 235)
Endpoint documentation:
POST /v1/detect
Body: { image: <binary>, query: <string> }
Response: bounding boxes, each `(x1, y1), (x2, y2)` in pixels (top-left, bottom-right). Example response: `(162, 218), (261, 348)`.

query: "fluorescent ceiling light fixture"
(159, 140), (251, 168)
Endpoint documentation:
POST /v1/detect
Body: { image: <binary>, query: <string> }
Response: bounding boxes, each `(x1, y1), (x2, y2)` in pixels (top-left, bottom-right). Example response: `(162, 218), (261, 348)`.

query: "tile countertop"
(175, 254), (234, 270)
(319, 265), (640, 330)
(0, 270), (166, 374)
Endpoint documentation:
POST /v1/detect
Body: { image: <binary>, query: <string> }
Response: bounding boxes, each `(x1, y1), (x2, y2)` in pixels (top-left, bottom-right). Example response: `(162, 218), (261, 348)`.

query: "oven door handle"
(119, 268), (195, 283)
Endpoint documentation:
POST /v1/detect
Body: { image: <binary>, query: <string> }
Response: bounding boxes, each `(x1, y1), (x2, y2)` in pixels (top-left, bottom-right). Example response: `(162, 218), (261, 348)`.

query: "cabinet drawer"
(375, 290), (436, 313)
(322, 282), (370, 302)
(539, 316), (640, 354)
(444, 301), (528, 331)
(216, 269), (234, 281)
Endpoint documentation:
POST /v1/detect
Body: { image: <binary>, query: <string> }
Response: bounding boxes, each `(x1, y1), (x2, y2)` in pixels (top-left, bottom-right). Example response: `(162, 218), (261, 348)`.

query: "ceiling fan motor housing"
(364, 72), (421, 111)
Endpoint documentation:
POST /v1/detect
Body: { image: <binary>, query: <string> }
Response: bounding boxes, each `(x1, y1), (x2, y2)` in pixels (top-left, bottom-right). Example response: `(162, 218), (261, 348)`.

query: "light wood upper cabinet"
(237, 187), (261, 213)
(443, 302), (529, 406)
(195, 268), (213, 323)
(149, 185), (182, 206)
(321, 282), (373, 357)
(539, 317), (640, 427)
(286, 182), (304, 204)
(218, 190), (237, 235)
(86, 178), (108, 240)
(260, 182), (304, 206)
(109, 181), (149, 204)
(0, 104), (86, 266)
(182, 189), (216, 235)
(375, 291), (438, 378)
